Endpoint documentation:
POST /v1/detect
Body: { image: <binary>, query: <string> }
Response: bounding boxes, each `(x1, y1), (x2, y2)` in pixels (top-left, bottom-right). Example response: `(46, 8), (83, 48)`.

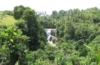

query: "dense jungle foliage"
(0, 5), (100, 65)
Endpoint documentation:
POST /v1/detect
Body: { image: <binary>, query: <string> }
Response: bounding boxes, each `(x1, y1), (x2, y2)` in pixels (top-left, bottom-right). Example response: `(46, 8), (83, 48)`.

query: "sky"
(0, 0), (100, 14)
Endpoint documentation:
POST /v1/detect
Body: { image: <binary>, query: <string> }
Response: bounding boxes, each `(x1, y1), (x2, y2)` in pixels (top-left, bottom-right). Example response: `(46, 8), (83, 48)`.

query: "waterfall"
(45, 29), (57, 46)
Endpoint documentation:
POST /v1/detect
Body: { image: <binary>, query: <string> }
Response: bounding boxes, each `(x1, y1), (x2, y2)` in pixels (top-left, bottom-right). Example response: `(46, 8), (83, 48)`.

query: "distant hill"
(0, 15), (17, 26)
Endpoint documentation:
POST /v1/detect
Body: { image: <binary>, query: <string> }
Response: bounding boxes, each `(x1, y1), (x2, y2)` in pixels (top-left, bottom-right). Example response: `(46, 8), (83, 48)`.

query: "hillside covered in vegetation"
(0, 5), (100, 65)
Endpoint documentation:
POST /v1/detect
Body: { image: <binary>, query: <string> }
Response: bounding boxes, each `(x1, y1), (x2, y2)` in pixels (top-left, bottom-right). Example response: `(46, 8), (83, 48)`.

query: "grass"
(0, 15), (17, 26)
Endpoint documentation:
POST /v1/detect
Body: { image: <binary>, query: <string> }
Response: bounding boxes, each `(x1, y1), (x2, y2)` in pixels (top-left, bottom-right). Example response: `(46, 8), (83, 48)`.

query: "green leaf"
(10, 39), (14, 42)
(5, 33), (9, 37)
(1, 32), (8, 37)
(13, 32), (17, 36)
(2, 45), (6, 50)
(1, 32), (5, 35)
(84, 44), (93, 51)
(7, 26), (12, 31)
(13, 45), (15, 48)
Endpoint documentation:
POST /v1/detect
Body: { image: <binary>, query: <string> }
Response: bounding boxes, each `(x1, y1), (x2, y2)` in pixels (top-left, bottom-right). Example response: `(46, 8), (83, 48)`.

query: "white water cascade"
(45, 29), (57, 46)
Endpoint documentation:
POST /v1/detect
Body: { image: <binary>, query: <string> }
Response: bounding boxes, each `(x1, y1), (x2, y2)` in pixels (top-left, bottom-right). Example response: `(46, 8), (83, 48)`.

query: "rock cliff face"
(45, 28), (57, 46)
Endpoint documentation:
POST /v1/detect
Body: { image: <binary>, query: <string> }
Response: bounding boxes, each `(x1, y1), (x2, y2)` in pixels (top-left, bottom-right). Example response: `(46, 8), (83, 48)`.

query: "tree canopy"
(1, 5), (100, 65)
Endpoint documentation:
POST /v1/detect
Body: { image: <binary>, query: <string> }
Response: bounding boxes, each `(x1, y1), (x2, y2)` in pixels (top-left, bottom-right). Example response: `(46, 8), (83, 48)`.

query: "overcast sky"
(0, 0), (100, 14)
